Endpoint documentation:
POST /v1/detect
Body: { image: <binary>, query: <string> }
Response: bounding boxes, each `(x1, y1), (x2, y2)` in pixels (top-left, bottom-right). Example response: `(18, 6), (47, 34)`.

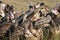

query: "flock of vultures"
(0, 1), (60, 40)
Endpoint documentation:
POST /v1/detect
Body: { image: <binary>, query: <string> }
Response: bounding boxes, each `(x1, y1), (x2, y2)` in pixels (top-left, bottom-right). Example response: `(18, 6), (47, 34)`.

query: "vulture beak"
(35, 4), (40, 8)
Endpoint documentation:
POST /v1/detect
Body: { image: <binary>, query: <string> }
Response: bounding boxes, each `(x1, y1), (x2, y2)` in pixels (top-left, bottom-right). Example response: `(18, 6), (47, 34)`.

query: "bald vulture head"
(35, 2), (45, 9)
(53, 2), (60, 13)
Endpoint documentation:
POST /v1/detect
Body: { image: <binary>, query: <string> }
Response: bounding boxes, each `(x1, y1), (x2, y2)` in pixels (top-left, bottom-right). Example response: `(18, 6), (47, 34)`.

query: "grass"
(1, 0), (60, 11)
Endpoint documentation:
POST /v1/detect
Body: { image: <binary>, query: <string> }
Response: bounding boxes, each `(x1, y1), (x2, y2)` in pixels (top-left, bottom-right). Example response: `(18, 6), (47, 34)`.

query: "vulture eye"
(57, 7), (60, 13)
(0, 1), (2, 3)
(29, 5), (33, 8)
(40, 2), (44, 6)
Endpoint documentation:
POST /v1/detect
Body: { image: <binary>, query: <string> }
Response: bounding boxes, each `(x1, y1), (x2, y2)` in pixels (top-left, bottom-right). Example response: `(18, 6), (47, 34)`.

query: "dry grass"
(1, 0), (60, 11)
